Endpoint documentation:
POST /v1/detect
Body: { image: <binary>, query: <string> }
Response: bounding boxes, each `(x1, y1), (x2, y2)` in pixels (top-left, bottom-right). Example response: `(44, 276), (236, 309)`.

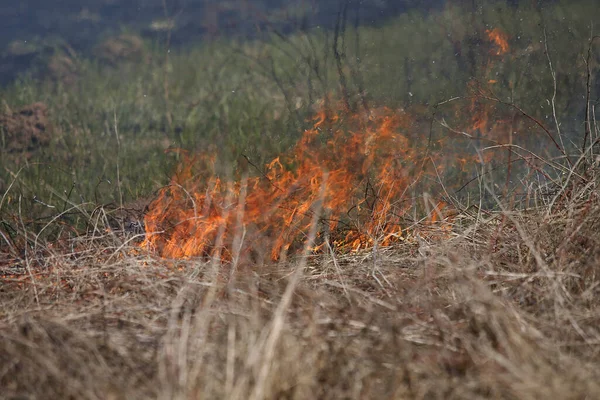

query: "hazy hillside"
(0, 0), (446, 85)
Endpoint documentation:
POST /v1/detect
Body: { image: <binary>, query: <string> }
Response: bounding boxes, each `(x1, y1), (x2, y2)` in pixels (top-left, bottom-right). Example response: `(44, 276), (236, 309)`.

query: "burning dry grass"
(141, 105), (425, 262)
(3, 6), (600, 397)
(2, 177), (600, 399)
(2, 96), (600, 398)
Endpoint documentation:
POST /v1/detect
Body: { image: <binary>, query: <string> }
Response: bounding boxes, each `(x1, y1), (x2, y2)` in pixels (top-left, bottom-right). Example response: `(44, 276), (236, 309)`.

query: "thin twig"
(582, 34), (600, 157)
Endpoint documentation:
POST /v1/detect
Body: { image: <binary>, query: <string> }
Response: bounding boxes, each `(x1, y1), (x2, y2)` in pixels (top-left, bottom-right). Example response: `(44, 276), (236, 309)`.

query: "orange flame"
(141, 103), (429, 261)
(486, 28), (509, 55)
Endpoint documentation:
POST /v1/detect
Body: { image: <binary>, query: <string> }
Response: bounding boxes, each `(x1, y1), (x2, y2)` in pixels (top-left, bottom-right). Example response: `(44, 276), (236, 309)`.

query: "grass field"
(2, 174), (600, 399)
(2, 2), (600, 398)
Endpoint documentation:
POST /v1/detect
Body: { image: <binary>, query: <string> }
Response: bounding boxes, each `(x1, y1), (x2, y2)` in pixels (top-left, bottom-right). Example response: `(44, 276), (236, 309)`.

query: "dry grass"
(2, 179), (600, 400)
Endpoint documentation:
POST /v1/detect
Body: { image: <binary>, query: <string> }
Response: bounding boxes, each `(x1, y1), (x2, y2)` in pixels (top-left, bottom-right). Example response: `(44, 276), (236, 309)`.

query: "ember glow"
(141, 104), (436, 260)
(486, 28), (510, 55)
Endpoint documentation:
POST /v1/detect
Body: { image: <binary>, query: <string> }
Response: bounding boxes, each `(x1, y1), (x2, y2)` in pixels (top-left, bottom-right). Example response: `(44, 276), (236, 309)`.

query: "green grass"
(0, 0), (598, 229)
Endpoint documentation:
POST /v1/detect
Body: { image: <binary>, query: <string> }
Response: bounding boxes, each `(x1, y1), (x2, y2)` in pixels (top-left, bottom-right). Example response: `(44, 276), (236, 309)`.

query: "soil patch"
(0, 102), (54, 159)
(94, 34), (145, 65)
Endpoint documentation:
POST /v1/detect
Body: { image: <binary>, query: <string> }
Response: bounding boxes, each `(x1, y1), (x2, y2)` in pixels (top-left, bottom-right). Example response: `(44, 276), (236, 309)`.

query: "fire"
(486, 28), (509, 55)
(141, 103), (431, 261)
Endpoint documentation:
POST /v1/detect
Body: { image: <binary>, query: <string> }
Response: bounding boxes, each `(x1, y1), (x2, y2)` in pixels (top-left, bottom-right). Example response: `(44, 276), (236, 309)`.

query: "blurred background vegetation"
(0, 0), (599, 231)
